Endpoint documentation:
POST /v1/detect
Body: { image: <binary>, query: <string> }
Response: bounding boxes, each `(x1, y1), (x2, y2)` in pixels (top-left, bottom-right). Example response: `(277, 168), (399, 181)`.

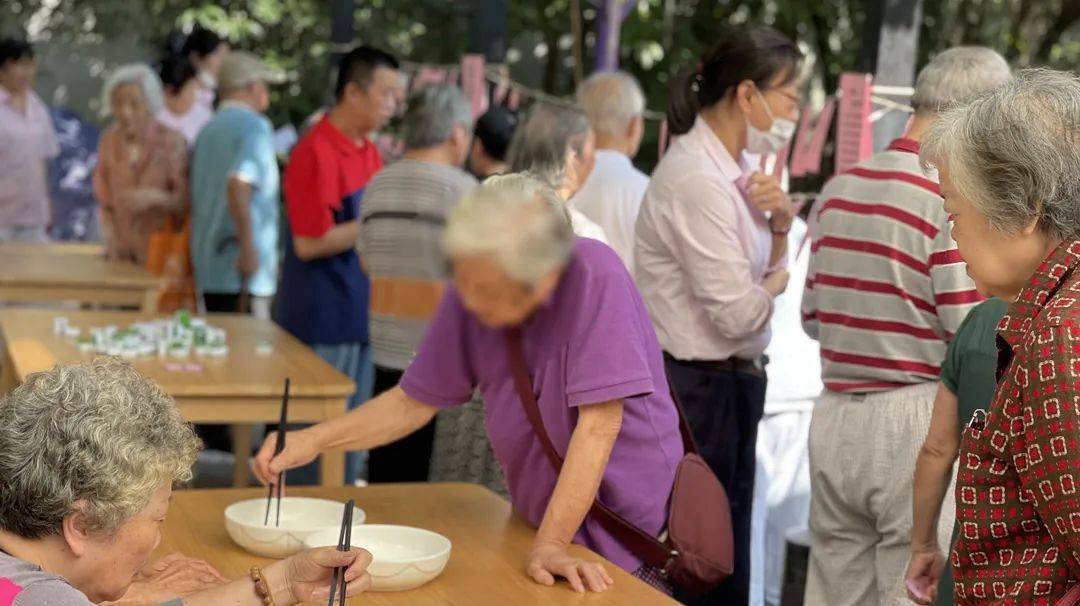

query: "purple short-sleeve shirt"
(401, 238), (684, 572)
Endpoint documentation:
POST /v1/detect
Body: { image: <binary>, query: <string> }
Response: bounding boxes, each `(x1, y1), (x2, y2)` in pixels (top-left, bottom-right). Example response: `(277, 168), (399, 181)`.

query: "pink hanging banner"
(804, 99), (835, 176)
(835, 73), (874, 174)
(506, 88), (522, 110)
(491, 65), (511, 105)
(460, 54), (490, 119)
(789, 99), (836, 177)
(411, 66), (447, 91)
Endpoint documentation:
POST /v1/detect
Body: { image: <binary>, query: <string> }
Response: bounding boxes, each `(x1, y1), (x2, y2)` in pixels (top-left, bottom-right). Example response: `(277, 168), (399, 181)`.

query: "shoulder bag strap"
(504, 328), (672, 568)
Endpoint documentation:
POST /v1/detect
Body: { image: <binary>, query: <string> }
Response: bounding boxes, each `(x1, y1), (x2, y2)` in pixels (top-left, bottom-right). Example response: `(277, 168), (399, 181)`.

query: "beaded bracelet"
(250, 566), (275, 606)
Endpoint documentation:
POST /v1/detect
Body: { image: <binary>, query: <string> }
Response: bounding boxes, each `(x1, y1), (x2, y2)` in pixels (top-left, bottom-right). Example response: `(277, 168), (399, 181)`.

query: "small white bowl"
(225, 497), (366, 559)
(304, 525), (451, 592)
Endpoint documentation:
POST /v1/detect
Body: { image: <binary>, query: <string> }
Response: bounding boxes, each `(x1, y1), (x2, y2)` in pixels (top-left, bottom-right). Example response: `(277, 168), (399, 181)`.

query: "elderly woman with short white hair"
(914, 68), (1080, 604)
(0, 358), (373, 605)
(93, 63), (188, 265)
(256, 174), (683, 594)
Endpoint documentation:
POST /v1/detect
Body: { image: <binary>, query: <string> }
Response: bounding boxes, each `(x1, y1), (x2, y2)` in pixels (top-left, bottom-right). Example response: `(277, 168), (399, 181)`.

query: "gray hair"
(101, 63), (165, 118)
(912, 46), (1011, 112)
(0, 358), (199, 539)
(921, 68), (1080, 241)
(506, 102), (591, 190)
(576, 71), (645, 136)
(401, 84), (475, 150)
(443, 173), (574, 284)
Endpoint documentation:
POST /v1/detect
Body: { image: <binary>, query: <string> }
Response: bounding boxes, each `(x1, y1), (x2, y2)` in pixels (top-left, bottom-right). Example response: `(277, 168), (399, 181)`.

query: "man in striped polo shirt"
(357, 84), (478, 483)
(801, 47), (1010, 606)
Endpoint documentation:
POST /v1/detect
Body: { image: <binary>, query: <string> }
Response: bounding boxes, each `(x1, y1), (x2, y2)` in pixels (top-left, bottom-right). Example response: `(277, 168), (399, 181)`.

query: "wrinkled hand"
(526, 541), (613, 593)
(236, 244), (259, 278)
(283, 546), (373, 602)
(747, 172), (794, 232)
(251, 428), (320, 486)
(762, 269), (790, 297)
(106, 553), (227, 605)
(904, 548), (945, 605)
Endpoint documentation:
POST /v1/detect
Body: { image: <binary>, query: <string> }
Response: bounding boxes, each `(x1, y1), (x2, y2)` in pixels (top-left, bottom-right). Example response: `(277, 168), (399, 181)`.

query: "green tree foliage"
(3, 0), (1078, 165)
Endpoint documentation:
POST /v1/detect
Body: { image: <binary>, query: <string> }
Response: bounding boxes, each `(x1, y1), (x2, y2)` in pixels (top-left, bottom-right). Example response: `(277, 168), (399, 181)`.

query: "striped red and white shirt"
(801, 138), (981, 393)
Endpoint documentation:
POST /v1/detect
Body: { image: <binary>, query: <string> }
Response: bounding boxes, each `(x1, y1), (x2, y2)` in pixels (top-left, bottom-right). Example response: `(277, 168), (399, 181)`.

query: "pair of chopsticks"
(327, 499), (356, 605)
(264, 377), (290, 527)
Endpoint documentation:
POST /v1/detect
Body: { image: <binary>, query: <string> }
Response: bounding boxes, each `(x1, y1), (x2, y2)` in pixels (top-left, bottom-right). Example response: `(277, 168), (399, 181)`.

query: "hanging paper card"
(460, 54), (490, 119)
(835, 73), (873, 174)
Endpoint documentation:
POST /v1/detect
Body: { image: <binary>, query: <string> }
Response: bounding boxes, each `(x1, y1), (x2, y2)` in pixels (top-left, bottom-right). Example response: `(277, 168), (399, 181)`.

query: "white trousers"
(805, 382), (954, 606)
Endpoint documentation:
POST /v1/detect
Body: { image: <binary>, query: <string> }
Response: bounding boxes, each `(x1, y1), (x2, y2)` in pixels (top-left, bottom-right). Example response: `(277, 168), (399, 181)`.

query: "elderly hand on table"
(104, 553), (228, 605)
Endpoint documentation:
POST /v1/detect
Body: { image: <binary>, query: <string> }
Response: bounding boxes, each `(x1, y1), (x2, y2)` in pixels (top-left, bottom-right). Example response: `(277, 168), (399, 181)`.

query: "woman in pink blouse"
(93, 63), (188, 265)
(634, 25), (801, 605)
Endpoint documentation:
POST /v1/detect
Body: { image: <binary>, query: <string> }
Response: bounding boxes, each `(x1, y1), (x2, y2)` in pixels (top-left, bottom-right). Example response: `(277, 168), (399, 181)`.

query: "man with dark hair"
(0, 38), (58, 241)
(277, 45), (402, 483)
(468, 106), (517, 178)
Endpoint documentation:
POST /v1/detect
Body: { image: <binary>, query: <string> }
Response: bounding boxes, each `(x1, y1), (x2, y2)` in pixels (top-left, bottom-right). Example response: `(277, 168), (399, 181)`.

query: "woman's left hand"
(281, 546), (373, 602)
(526, 541), (614, 593)
(746, 172), (794, 232)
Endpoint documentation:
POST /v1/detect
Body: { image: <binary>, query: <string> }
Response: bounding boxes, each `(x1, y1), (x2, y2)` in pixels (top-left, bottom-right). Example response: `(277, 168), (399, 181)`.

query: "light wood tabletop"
(162, 484), (678, 606)
(0, 308), (356, 486)
(0, 242), (157, 311)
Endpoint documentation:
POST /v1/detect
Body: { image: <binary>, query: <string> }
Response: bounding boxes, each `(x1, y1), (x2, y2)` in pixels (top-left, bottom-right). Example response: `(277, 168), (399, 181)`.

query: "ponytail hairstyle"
(667, 25), (803, 135)
(158, 54), (198, 95)
(181, 26), (224, 63)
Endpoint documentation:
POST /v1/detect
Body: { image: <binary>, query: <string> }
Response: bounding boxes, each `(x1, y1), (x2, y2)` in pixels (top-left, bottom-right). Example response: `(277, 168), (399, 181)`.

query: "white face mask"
(746, 89), (797, 154)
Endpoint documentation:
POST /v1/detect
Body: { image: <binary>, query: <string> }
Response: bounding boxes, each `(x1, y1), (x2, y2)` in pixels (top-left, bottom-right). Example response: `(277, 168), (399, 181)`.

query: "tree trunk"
(1035, 0), (1080, 63)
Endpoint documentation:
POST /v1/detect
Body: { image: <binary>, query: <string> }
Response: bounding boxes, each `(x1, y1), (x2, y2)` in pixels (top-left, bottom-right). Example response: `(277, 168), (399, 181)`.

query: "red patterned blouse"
(953, 240), (1080, 604)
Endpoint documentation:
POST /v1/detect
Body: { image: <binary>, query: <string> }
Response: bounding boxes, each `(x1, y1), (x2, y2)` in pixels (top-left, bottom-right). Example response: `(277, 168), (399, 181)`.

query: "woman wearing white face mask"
(634, 25), (802, 606)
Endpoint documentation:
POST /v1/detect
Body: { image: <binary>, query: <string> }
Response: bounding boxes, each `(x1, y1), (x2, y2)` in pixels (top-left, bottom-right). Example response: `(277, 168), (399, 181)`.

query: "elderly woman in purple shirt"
(255, 174), (684, 594)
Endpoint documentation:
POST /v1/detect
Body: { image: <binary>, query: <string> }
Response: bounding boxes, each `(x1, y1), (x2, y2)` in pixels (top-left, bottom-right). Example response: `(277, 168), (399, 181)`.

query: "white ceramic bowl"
(304, 524), (452, 592)
(225, 497), (366, 558)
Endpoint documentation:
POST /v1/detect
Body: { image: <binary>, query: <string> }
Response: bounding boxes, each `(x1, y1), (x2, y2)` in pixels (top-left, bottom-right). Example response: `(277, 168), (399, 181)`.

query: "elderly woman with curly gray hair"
(0, 358), (374, 606)
(906, 68), (1080, 605)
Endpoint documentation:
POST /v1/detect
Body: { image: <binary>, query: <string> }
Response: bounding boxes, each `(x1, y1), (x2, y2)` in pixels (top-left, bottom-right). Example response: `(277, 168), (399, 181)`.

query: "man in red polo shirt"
(278, 45), (402, 483)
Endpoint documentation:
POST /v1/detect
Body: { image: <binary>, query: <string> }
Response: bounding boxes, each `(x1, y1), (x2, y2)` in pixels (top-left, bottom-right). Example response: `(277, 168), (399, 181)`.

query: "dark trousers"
(367, 366), (437, 483)
(664, 354), (767, 606)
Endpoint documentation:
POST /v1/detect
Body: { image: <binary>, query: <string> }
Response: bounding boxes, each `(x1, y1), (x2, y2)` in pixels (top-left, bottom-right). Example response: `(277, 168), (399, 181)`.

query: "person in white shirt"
(155, 54), (211, 147)
(571, 71), (649, 272)
(506, 101), (608, 243)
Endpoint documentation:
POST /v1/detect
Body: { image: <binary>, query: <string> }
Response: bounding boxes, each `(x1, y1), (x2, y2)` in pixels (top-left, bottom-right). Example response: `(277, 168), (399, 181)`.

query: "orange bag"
(145, 215), (196, 313)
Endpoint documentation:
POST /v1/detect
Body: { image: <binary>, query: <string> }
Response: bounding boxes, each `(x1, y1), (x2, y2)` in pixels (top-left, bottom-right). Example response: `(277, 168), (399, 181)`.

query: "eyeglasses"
(765, 87), (802, 105)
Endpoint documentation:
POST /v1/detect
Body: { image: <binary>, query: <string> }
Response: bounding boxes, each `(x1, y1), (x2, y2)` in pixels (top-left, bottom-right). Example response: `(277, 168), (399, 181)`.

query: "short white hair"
(575, 71), (645, 136)
(912, 46), (1011, 112)
(921, 68), (1080, 241)
(101, 63), (165, 118)
(443, 173), (574, 285)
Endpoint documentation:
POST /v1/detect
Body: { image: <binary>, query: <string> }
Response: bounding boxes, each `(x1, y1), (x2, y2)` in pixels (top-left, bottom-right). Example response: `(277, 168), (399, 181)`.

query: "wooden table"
(0, 242), (157, 311)
(0, 308), (355, 486)
(162, 484), (678, 605)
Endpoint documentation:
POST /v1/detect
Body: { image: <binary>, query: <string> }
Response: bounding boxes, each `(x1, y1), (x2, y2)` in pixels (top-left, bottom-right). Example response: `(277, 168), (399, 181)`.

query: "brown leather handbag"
(505, 328), (734, 595)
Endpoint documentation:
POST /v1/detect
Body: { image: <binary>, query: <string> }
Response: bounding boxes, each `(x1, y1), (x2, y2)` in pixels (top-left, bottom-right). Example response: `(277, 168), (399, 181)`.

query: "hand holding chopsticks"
(327, 499), (356, 605)
(264, 378), (290, 527)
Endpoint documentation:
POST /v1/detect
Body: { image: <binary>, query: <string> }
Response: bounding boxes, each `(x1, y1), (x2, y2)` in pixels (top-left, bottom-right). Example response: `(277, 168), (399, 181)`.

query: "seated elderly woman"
(914, 68), (1080, 604)
(0, 358), (372, 605)
(93, 63), (188, 265)
(255, 174), (684, 594)
(506, 102), (608, 243)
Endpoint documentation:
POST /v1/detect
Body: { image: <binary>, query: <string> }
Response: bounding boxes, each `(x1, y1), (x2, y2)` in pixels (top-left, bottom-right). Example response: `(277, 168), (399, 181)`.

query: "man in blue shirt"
(190, 51), (284, 318)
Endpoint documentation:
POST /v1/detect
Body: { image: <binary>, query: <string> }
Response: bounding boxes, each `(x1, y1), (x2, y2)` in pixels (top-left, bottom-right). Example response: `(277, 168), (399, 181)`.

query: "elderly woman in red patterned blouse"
(915, 68), (1080, 604)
